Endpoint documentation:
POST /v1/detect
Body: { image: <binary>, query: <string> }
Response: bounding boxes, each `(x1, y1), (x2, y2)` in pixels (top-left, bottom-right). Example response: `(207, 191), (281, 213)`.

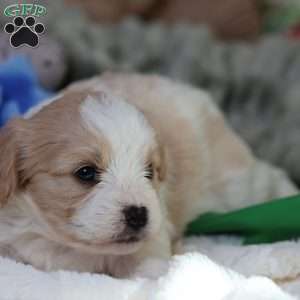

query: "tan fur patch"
(0, 118), (26, 206)
(17, 91), (112, 231)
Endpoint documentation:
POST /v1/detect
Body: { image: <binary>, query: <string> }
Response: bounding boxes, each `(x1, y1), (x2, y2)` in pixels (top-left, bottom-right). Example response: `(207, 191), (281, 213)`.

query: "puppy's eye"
(74, 166), (100, 184)
(145, 163), (154, 180)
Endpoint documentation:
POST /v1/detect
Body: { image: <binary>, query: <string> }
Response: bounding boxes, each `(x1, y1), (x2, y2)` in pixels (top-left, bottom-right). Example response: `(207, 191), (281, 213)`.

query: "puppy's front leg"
(133, 257), (170, 279)
(132, 222), (172, 279)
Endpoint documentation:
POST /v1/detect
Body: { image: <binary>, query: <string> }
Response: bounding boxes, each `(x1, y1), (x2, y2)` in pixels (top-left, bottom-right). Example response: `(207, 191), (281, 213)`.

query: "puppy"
(0, 73), (297, 277)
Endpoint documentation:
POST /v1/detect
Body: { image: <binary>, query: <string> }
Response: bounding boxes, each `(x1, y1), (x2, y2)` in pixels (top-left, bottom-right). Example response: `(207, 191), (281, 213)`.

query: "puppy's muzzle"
(123, 205), (148, 231)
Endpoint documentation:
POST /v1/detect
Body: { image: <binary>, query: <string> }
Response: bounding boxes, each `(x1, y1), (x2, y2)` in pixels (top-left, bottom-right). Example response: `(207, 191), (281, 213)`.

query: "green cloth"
(186, 194), (300, 245)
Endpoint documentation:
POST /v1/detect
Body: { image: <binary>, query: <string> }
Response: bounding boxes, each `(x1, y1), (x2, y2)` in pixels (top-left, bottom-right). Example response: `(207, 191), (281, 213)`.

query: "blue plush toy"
(0, 55), (52, 127)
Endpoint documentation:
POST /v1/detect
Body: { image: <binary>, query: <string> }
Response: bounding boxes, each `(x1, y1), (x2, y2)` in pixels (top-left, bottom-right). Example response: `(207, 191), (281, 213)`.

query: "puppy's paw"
(133, 258), (170, 279)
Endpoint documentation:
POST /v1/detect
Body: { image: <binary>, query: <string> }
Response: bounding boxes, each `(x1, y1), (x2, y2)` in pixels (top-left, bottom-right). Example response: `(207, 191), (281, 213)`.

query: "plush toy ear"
(0, 119), (24, 207)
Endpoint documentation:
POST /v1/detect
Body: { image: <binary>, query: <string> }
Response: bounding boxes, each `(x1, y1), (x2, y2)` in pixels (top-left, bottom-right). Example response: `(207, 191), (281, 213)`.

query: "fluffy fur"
(0, 73), (297, 277)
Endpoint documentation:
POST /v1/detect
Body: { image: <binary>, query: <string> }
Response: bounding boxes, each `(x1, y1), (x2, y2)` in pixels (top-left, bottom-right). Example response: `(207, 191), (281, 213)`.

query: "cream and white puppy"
(0, 73), (297, 278)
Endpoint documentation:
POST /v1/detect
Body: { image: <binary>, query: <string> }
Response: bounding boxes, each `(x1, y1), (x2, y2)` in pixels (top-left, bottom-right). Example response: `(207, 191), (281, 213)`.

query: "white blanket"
(0, 236), (299, 300)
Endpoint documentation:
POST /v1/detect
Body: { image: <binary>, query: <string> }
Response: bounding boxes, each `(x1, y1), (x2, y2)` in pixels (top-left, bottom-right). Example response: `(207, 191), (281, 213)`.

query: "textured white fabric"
(182, 236), (300, 298)
(0, 239), (297, 300)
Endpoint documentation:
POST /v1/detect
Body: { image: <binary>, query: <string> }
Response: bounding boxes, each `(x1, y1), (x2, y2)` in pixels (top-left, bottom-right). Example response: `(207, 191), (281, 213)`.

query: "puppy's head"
(0, 89), (166, 255)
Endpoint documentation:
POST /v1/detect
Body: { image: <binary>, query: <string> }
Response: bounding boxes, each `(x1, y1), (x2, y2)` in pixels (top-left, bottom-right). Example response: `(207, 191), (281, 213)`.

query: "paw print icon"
(4, 16), (45, 48)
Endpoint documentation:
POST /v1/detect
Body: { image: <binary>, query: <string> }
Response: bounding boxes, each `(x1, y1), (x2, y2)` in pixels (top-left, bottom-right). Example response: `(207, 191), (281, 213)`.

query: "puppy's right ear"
(0, 119), (25, 207)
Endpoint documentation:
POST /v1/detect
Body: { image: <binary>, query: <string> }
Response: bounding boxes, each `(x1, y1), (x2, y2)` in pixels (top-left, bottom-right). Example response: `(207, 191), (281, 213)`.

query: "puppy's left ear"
(0, 118), (25, 207)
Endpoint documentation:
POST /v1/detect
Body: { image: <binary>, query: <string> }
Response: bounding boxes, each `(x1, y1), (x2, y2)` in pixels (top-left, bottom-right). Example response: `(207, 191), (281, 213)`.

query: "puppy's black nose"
(123, 206), (148, 231)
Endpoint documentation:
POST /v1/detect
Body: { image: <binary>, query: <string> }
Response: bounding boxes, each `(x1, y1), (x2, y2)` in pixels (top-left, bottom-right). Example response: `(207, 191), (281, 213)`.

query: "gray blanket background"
(1, 0), (299, 186)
